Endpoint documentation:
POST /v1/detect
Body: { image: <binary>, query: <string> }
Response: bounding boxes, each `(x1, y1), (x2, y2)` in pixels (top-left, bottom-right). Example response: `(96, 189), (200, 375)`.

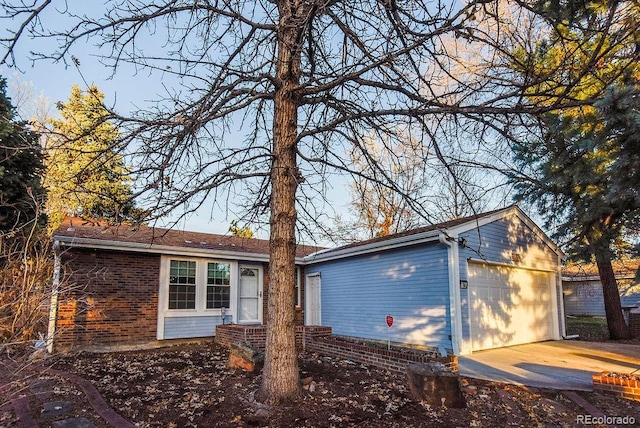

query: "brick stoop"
(592, 371), (640, 402)
(215, 324), (332, 351)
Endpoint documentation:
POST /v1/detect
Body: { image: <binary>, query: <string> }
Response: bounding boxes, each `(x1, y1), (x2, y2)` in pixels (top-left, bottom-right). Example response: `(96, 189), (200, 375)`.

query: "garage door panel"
(469, 263), (554, 351)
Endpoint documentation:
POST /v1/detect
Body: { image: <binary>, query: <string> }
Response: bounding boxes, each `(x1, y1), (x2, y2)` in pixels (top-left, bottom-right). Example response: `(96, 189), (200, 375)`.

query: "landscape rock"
(41, 401), (73, 419)
(227, 342), (264, 372)
(464, 385), (478, 396)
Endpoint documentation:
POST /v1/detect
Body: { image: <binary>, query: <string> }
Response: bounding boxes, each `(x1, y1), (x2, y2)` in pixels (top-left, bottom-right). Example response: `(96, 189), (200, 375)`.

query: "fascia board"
(446, 206), (515, 235)
(303, 230), (441, 263)
(55, 236), (303, 263)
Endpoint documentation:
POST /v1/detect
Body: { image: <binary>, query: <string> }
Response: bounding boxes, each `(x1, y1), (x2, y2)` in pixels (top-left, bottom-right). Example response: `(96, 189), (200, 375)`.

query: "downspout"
(439, 232), (463, 355)
(557, 253), (567, 339)
(47, 240), (61, 353)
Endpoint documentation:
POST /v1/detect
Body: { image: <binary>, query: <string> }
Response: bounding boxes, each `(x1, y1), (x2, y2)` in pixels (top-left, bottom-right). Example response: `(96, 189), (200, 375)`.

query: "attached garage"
(468, 262), (556, 351)
(305, 205), (565, 356)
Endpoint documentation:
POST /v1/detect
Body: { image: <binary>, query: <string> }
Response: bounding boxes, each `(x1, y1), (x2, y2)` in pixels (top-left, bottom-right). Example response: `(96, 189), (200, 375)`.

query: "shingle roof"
(314, 205), (513, 256)
(54, 217), (324, 258)
(562, 259), (640, 279)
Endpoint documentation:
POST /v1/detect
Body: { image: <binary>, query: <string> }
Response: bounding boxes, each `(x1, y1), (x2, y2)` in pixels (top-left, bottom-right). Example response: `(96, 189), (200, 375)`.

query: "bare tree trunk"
(596, 256), (631, 340)
(258, 3), (303, 404)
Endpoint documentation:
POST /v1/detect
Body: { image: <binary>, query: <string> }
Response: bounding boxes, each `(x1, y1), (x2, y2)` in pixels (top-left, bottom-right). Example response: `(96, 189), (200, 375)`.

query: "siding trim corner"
(440, 232), (464, 355)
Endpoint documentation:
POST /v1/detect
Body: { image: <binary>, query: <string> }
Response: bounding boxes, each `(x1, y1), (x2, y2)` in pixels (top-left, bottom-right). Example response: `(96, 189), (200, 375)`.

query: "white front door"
(305, 274), (321, 325)
(238, 266), (262, 323)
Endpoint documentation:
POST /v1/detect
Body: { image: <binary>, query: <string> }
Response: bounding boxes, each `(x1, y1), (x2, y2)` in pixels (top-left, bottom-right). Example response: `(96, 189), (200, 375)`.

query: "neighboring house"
(303, 206), (564, 355)
(49, 205), (565, 355)
(562, 260), (640, 317)
(49, 218), (322, 352)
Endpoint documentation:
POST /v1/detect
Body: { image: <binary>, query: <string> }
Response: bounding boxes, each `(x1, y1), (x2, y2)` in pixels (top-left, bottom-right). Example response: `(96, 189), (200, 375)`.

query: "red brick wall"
(54, 248), (160, 351)
(306, 336), (458, 375)
(215, 324), (328, 351)
(593, 372), (640, 402)
(215, 325), (456, 375)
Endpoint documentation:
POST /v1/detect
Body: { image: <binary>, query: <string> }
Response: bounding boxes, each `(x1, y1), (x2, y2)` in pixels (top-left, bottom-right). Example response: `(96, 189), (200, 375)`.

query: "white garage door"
(468, 262), (555, 351)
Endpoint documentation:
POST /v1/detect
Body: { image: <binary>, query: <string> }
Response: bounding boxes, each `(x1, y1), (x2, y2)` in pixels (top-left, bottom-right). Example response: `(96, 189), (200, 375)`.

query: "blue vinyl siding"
(163, 315), (230, 339)
(563, 279), (640, 317)
(457, 216), (561, 343)
(458, 217), (557, 276)
(309, 243), (452, 350)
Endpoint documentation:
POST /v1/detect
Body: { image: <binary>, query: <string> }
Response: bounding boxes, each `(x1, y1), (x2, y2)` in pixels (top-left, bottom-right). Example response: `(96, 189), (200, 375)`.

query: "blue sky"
(0, 3), (517, 245)
(1, 50), (352, 241)
(0, 2), (360, 243)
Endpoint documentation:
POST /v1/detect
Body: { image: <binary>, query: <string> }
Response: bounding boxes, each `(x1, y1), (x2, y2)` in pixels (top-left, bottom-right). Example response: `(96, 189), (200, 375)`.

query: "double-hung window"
(168, 260), (197, 309)
(167, 259), (231, 311)
(207, 262), (231, 309)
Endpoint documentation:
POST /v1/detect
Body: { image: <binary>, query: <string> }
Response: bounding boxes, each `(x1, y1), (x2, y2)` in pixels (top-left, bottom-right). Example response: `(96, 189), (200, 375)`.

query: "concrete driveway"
(458, 341), (640, 391)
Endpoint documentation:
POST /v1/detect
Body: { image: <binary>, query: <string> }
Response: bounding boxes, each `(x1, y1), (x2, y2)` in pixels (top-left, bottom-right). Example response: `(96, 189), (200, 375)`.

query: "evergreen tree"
(45, 85), (140, 229)
(0, 76), (48, 343)
(514, 81), (639, 339)
(510, 0), (639, 339)
(0, 76), (45, 236)
(515, 81), (640, 339)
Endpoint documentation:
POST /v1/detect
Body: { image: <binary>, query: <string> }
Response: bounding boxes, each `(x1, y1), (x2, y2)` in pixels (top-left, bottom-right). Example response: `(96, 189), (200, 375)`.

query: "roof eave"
(303, 230), (443, 263)
(55, 236), (308, 263)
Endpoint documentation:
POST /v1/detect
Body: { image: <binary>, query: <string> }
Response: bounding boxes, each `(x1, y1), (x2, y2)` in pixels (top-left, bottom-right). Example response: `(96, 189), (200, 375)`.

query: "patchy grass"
(565, 316), (609, 341)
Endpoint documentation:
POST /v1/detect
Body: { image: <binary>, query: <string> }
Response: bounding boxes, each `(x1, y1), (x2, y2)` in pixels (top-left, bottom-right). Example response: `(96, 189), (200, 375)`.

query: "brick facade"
(53, 248), (305, 351)
(54, 249), (160, 351)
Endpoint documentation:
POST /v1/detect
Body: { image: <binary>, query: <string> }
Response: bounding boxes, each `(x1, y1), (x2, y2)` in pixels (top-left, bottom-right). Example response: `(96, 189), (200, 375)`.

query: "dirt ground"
(2, 342), (639, 427)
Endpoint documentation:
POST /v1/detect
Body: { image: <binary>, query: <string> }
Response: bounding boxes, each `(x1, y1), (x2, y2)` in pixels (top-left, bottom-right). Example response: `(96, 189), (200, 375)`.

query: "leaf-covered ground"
(41, 342), (639, 427)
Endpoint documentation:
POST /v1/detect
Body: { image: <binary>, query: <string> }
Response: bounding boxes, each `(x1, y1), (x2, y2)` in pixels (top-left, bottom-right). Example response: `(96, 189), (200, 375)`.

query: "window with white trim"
(207, 262), (230, 309)
(168, 260), (196, 309)
(166, 259), (231, 311)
